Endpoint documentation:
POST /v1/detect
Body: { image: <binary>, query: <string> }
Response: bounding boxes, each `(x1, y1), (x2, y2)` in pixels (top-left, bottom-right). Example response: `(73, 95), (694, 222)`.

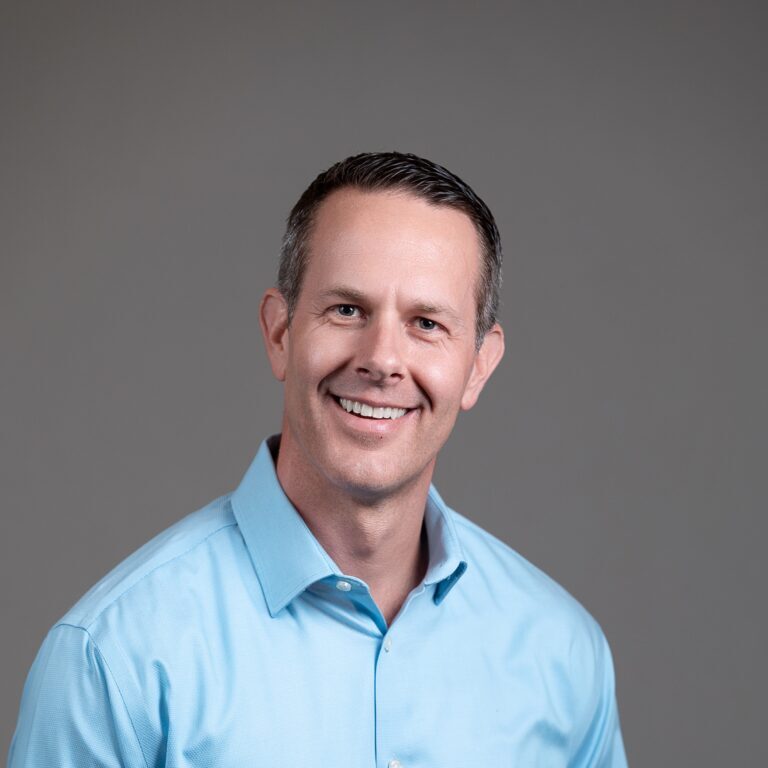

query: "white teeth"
(338, 398), (408, 420)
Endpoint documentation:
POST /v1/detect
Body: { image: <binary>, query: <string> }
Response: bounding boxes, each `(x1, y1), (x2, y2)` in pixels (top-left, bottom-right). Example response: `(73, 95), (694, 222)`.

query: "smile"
(336, 397), (409, 420)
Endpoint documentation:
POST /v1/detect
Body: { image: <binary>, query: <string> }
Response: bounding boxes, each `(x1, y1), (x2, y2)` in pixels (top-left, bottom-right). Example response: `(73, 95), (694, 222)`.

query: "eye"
(334, 304), (360, 318)
(416, 317), (439, 331)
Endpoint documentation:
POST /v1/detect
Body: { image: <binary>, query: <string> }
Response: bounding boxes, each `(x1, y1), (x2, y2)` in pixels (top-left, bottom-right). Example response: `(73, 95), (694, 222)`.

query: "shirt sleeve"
(571, 630), (629, 768)
(8, 623), (149, 768)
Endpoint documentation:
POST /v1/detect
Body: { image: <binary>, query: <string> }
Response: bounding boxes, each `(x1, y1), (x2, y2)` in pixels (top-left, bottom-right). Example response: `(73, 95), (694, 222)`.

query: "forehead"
(304, 188), (482, 288)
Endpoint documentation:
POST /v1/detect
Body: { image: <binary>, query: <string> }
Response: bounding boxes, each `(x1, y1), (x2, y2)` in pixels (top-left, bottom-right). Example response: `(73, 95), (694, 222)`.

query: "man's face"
(262, 188), (503, 501)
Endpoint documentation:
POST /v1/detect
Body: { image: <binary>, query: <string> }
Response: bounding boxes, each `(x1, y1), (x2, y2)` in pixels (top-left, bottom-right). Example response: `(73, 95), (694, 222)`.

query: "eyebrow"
(318, 285), (367, 304)
(318, 284), (466, 327)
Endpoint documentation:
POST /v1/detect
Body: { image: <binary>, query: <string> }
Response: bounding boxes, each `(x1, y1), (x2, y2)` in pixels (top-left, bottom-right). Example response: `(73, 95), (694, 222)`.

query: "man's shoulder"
(58, 495), (244, 634)
(447, 507), (624, 764)
(448, 506), (607, 647)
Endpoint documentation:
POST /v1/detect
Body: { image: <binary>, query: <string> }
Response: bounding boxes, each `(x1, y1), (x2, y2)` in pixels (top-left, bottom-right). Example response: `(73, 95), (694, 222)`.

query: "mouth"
(333, 396), (412, 421)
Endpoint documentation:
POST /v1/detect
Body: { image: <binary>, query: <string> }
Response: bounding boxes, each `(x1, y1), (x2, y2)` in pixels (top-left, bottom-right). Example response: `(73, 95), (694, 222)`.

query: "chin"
(325, 454), (429, 502)
(332, 463), (397, 497)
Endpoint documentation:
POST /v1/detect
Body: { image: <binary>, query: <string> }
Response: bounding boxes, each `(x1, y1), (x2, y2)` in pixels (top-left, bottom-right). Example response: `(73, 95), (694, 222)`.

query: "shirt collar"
(230, 435), (468, 617)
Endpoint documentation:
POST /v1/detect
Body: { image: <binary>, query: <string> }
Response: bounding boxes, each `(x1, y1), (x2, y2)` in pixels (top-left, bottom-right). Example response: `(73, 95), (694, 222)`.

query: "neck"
(275, 432), (432, 626)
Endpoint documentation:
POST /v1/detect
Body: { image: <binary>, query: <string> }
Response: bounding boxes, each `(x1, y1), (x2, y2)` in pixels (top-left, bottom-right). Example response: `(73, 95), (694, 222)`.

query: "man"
(9, 152), (627, 766)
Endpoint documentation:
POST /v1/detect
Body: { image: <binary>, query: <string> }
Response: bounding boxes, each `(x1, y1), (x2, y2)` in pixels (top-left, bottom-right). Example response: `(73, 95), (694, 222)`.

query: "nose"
(355, 314), (405, 384)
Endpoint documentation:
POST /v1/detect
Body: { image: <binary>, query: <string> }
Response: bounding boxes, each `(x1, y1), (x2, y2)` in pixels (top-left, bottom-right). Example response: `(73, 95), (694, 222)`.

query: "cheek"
(417, 356), (473, 408)
(288, 333), (350, 386)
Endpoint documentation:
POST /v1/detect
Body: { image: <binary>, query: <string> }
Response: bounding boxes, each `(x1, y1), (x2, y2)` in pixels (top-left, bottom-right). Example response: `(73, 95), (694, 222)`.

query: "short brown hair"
(278, 152), (503, 349)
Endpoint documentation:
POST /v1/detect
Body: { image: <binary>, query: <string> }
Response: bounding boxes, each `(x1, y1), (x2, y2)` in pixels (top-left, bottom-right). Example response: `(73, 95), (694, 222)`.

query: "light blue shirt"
(9, 436), (627, 767)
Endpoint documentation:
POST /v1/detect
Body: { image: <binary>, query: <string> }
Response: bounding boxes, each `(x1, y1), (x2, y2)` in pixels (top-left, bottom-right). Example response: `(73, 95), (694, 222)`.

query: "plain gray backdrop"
(2, 1), (766, 764)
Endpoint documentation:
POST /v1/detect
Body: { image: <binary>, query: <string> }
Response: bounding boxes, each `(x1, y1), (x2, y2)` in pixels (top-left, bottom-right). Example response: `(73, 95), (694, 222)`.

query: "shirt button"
(388, 760), (402, 768)
(335, 580), (352, 592)
(383, 637), (393, 652)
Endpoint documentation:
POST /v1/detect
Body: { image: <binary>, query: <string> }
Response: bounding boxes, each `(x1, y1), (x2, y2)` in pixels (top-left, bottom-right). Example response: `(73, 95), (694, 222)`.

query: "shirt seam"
(55, 624), (151, 768)
(78, 521), (238, 630)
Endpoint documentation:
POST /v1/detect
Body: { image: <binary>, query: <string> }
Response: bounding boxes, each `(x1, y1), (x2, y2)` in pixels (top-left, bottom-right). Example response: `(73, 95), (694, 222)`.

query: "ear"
(460, 323), (505, 411)
(259, 288), (290, 382)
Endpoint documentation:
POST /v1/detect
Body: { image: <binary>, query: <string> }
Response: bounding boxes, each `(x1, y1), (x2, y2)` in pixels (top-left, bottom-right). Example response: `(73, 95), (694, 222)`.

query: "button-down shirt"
(9, 436), (627, 767)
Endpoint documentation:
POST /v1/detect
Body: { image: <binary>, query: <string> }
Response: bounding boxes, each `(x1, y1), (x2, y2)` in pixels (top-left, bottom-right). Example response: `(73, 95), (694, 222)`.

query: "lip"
(327, 394), (417, 434)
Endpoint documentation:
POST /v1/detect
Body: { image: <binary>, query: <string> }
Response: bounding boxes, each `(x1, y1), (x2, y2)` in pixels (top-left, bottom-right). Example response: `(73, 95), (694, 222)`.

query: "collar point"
(433, 560), (468, 605)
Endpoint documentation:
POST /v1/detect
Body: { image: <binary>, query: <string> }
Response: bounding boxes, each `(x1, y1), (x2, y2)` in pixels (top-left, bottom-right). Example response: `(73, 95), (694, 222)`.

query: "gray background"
(2, 1), (766, 764)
